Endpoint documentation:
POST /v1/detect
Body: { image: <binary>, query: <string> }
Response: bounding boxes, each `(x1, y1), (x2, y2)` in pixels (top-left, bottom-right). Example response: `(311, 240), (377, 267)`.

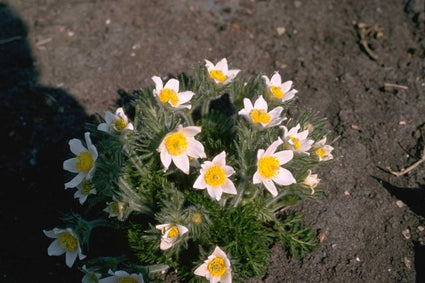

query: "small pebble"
(402, 229), (411, 240)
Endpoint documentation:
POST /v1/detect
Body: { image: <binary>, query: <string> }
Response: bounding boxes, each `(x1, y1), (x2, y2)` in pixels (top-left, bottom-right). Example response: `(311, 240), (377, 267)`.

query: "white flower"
(303, 170), (320, 194)
(238, 95), (285, 128)
(43, 227), (86, 268)
(63, 132), (98, 189)
(104, 199), (128, 221)
(97, 107), (134, 133)
(205, 58), (240, 84)
(313, 136), (334, 161)
(82, 265), (102, 283)
(281, 124), (314, 155)
(262, 71), (298, 102)
(193, 151), (237, 201)
(73, 179), (96, 205)
(155, 223), (189, 250)
(157, 125), (206, 174)
(99, 269), (144, 283)
(152, 76), (195, 109)
(194, 246), (232, 283)
(253, 138), (296, 197)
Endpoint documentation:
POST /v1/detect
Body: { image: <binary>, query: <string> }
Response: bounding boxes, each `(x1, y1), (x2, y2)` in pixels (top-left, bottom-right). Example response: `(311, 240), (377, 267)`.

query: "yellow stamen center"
(207, 257), (227, 277)
(159, 88), (180, 106)
(111, 201), (124, 215)
(118, 278), (138, 283)
(316, 148), (326, 158)
(191, 212), (202, 224)
(209, 70), (227, 82)
(81, 180), (92, 195)
(167, 226), (180, 238)
(87, 273), (99, 282)
(164, 132), (188, 155)
(271, 85), (284, 98)
(75, 151), (94, 173)
(250, 109), (271, 124)
(258, 156), (280, 179)
(290, 136), (301, 150)
(58, 231), (78, 252)
(204, 165), (226, 186)
(114, 118), (127, 131)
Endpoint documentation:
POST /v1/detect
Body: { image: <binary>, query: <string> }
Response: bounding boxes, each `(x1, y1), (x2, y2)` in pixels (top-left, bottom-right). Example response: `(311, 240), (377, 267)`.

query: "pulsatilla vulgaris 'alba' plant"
(45, 58), (336, 282)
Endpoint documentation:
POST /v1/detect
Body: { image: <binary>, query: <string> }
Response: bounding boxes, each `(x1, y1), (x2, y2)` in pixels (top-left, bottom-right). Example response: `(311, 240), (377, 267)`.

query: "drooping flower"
(205, 58), (240, 85)
(104, 199), (127, 221)
(303, 170), (320, 194)
(152, 76), (195, 109)
(281, 124), (314, 155)
(262, 71), (298, 102)
(193, 151), (237, 201)
(253, 138), (296, 197)
(194, 246), (232, 283)
(43, 227), (86, 268)
(81, 265), (102, 283)
(238, 95), (285, 128)
(157, 125), (206, 174)
(97, 107), (134, 134)
(313, 136), (334, 161)
(73, 179), (96, 205)
(63, 132), (98, 189)
(98, 269), (144, 283)
(155, 223), (189, 250)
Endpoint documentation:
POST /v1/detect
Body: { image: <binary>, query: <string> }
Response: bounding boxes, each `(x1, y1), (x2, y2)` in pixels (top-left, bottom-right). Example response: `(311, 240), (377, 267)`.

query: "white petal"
(274, 150), (294, 165)
(252, 171), (262, 184)
(223, 165), (235, 176)
(47, 239), (65, 256)
(204, 59), (214, 72)
(43, 229), (58, 238)
(268, 106), (283, 118)
(262, 178), (278, 197)
(207, 186), (222, 200)
(273, 168), (296, 186)
(264, 138), (283, 156)
(212, 151), (226, 166)
(256, 149), (265, 160)
(194, 263), (208, 277)
(186, 139), (206, 158)
(180, 126), (201, 136)
(283, 89), (297, 101)
(222, 180), (237, 195)
(261, 75), (270, 86)
(172, 154), (190, 174)
(193, 174), (207, 189)
(270, 72), (282, 86)
(69, 138), (86, 155)
(160, 148), (172, 170)
(225, 69), (240, 81)
(65, 250), (78, 267)
(152, 76), (163, 92)
(281, 80), (293, 93)
(64, 173), (85, 189)
(97, 123), (109, 133)
(253, 95), (268, 110)
(178, 91), (195, 104)
(216, 58), (228, 72)
(164, 78), (180, 92)
(177, 225), (189, 235)
(104, 111), (116, 124)
(242, 98), (254, 112)
(63, 158), (78, 173)
(160, 238), (174, 250)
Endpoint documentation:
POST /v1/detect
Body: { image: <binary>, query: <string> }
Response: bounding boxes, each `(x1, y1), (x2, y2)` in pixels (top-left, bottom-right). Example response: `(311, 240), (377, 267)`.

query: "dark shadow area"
(414, 241), (425, 283)
(0, 3), (88, 282)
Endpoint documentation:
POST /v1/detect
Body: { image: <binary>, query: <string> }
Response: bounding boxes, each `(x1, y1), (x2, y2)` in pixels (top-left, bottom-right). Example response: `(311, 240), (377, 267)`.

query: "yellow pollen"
(75, 151), (94, 173)
(271, 85), (284, 99)
(164, 132), (188, 155)
(209, 70), (227, 82)
(167, 226), (180, 238)
(204, 165), (226, 186)
(159, 88), (180, 106)
(58, 231), (78, 252)
(81, 180), (92, 195)
(111, 201), (124, 215)
(290, 136), (301, 150)
(250, 109), (271, 124)
(114, 118), (127, 131)
(191, 212), (202, 224)
(207, 257), (227, 277)
(258, 156), (280, 179)
(88, 273), (99, 283)
(316, 148), (326, 158)
(118, 278), (138, 283)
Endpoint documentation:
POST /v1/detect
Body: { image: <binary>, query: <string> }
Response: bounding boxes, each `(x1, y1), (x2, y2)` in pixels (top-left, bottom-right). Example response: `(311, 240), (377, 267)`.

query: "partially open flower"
(238, 95), (285, 128)
(313, 136), (334, 161)
(262, 71), (298, 102)
(253, 138), (296, 197)
(205, 58), (240, 85)
(193, 151), (237, 201)
(43, 227), (86, 268)
(97, 107), (134, 133)
(152, 76), (195, 109)
(155, 223), (189, 250)
(281, 124), (314, 155)
(81, 265), (101, 283)
(98, 270), (144, 283)
(63, 132), (98, 189)
(104, 199), (127, 221)
(74, 179), (96, 205)
(303, 170), (320, 194)
(194, 246), (232, 283)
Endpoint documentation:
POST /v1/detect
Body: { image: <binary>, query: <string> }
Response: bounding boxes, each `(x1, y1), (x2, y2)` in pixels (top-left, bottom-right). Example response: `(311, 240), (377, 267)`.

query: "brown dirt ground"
(1, 0), (425, 282)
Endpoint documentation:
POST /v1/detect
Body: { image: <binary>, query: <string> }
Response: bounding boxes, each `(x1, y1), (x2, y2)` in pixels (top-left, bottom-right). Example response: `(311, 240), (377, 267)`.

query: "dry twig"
(356, 22), (384, 61)
(386, 147), (425, 177)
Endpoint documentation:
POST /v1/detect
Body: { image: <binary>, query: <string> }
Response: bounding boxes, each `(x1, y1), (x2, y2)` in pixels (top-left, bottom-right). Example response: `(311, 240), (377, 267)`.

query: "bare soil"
(1, 0), (424, 282)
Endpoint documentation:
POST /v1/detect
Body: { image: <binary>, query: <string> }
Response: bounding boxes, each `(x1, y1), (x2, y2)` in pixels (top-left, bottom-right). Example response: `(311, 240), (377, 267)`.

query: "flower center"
(209, 70), (227, 82)
(191, 212), (202, 224)
(58, 231), (78, 252)
(290, 136), (301, 150)
(118, 278), (138, 283)
(111, 201), (124, 215)
(164, 132), (188, 155)
(159, 88), (180, 106)
(258, 156), (280, 179)
(167, 226), (180, 238)
(271, 85), (284, 98)
(75, 151), (94, 173)
(114, 118), (127, 131)
(204, 165), (226, 186)
(87, 273), (99, 282)
(250, 109), (271, 124)
(316, 148), (326, 158)
(81, 180), (92, 195)
(207, 257), (227, 277)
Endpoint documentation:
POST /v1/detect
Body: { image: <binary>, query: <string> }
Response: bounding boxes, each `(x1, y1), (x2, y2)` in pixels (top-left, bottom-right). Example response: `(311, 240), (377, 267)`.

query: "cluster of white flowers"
(44, 58), (334, 282)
